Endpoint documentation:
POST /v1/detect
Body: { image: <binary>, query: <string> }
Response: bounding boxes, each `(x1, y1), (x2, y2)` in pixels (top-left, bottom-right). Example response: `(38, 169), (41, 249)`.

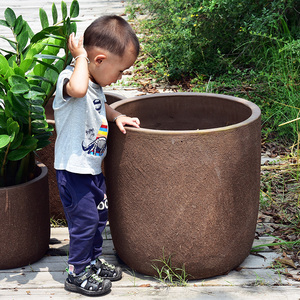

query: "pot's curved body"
(105, 93), (261, 279)
(0, 164), (49, 269)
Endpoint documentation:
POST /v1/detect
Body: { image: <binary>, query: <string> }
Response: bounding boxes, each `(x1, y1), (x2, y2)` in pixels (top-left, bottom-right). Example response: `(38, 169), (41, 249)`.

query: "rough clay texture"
(105, 93), (261, 279)
(0, 165), (50, 269)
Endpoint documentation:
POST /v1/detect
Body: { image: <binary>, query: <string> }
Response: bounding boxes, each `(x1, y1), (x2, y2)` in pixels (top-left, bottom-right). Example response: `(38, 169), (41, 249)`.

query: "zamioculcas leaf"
(13, 66), (25, 77)
(11, 84), (30, 94)
(25, 42), (46, 59)
(25, 91), (45, 100)
(61, 1), (68, 20)
(24, 22), (34, 39)
(7, 120), (19, 136)
(65, 17), (71, 36)
(10, 132), (23, 149)
(39, 8), (49, 29)
(32, 119), (48, 128)
(23, 136), (38, 149)
(70, 0), (80, 18)
(0, 20), (9, 27)
(8, 147), (32, 161)
(14, 15), (24, 35)
(0, 55), (13, 79)
(34, 59), (60, 74)
(31, 105), (44, 114)
(17, 30), (29, 52)
(52, 3), (58, 24)
(27, 75), (54, 84)
(70, 22), (77, 35)
(0, 135), (10, 148)
(19, 59), (34, 73)
(8, 75), (30, 89)
(34, 54), (64, 61)
(4, 8), (16, 28)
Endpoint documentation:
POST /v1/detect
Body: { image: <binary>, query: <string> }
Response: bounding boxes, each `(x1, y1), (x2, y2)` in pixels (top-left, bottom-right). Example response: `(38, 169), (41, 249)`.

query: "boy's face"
(88, 43), (137, 87)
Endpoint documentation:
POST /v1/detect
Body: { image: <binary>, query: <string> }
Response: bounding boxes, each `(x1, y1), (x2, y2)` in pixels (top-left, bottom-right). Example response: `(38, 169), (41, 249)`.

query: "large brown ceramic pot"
(105, 92), (261, 279)
(0, 164), (50, 269)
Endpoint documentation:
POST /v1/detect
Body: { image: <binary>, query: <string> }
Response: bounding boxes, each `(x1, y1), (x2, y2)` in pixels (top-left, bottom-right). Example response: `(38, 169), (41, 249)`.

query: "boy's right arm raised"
(64, 33), (89, 98)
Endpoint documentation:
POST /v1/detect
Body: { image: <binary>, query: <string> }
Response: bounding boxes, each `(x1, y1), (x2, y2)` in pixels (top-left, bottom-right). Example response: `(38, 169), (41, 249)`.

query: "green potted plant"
(0, 0), (79, 269)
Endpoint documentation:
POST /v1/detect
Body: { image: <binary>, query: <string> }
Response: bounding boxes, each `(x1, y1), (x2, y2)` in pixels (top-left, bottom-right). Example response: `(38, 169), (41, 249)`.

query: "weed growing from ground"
(152, 250), (190, 286)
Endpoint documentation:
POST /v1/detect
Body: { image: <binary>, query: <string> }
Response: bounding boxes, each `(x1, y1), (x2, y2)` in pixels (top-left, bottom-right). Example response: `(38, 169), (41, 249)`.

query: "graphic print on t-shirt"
(82, 116), (108, 156)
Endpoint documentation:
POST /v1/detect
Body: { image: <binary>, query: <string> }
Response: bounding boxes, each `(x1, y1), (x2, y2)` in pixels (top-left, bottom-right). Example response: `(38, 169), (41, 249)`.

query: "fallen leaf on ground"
(276, 257), (297, 269)
(139, 284), (151, 287)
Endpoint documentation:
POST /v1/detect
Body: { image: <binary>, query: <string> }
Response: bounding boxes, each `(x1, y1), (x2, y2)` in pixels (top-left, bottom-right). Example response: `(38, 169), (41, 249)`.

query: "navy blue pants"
(56, 170), (108, 274)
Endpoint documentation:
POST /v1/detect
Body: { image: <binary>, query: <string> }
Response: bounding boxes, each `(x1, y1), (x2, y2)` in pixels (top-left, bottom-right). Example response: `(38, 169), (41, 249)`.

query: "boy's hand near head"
(64, 33), (89, 99)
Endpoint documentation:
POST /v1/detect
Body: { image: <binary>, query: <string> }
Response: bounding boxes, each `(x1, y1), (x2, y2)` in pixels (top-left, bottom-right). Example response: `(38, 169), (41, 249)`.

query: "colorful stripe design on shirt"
(82, 116), (108, 156)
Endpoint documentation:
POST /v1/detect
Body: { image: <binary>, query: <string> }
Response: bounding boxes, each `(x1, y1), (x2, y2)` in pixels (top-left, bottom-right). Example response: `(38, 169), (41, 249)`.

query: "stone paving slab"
(1, 286), (300, 300)
(1, 227), (300, 299)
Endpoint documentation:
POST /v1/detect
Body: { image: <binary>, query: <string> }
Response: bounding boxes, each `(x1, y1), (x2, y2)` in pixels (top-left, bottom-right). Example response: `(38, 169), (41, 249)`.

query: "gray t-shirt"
(53, 65), (107, 175)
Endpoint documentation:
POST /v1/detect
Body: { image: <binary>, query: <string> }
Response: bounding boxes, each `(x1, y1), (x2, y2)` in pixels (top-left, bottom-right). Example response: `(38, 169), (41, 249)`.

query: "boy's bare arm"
(105, 103), (140, 134)
(64, 33), (89, 98)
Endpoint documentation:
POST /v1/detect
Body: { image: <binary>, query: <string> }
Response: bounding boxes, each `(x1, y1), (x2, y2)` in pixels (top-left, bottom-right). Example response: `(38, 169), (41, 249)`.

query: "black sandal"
(91, 258), (122, 281)
(65, 266), (112, 296)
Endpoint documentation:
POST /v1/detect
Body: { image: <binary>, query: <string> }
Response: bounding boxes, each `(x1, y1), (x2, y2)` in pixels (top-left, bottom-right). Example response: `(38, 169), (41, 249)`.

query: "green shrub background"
(128, 0), (299, 143)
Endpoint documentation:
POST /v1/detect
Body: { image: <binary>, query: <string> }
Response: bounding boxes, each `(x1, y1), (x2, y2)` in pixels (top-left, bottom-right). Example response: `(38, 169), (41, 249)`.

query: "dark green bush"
(129, 0), (299, 79)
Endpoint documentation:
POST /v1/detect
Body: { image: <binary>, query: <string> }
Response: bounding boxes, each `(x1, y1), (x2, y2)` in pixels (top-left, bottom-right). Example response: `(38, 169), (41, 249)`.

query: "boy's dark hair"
(84, 15), (140, 57)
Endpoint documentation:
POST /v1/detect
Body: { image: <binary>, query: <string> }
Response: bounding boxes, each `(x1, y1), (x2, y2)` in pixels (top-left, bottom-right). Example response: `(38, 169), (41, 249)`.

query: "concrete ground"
(0, 225), (300, 299)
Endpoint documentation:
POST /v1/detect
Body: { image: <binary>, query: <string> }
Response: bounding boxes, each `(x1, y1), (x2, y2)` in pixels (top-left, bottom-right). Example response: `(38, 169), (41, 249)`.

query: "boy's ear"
(94, 54), (107, 65)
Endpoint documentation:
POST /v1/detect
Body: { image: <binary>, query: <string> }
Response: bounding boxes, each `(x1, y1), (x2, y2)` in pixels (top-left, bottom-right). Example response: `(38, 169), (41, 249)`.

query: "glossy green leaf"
(19, 59), (34, 72)
(0, 55), (13, 79)
(8, 75), (30, 88)
(31, 113), (45, 120)
(30, 26), (60, 43)
(23, 136), (38, 149)
(27, 75), (54, 84)
(52, 3), (58, 24)
(61, 1), (68, 20)
(70, 0), (79, 18)
(4, 8), (16, 28)
(25, 42), (46, 60)
(7, 120), (19, 135)
(14, 15), (24, 35)
(7, 91), (29, 110)
(34, 54), (64, 61)
(13, 66), (25, 77)
(33, 59), (60, 74)
(25, 91), (45, 101)
(10, 132), (23, 149)
(31, 105), (44, 114)
(70, 22), (77, 35)
(32, 119), (48, 128)
(65, 17), (71, 36)
(39, 8), (49, 29)
(0, 19), (9, 28)
(8, 147), (32, 161)
(0, 134), (10, 148)
(36, 139), (51, 150)
(24, 22), (34, 39)
(17, 30), (29, 52)
(10, 83), (30, 94)
(45, 34), (66, 41)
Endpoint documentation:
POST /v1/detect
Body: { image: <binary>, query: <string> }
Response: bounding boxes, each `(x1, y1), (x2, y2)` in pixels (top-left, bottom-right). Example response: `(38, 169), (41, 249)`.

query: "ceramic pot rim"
(110, 92), (261, 135)
(0, 163), (47, 191)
